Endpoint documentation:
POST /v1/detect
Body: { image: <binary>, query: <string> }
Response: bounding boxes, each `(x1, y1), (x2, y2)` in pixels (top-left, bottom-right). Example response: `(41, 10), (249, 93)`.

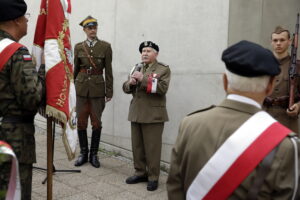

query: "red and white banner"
(0, 141), (21, 200)
(186, 111), (291, 200)
(32, 0), (77, 160)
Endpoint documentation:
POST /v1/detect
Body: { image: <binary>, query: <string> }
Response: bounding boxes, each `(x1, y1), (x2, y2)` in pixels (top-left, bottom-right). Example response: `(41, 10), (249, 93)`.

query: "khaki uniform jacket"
(74, 38), (113, 98)
(167, 99), (299, 200)
(264, 56), (300, 133)
(122, 61), (170, 123)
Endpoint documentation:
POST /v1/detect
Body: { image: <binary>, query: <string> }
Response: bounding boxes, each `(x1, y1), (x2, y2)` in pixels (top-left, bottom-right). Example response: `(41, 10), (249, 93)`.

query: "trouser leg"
(131, 122), (147, 176)
(20, 163), (33, 200)
(142, 123), (164, 181)
(88, 98), (105, 168)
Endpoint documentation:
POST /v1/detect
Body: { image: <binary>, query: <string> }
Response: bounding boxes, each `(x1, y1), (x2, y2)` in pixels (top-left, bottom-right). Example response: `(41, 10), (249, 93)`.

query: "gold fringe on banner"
(46, 105), (75, 160)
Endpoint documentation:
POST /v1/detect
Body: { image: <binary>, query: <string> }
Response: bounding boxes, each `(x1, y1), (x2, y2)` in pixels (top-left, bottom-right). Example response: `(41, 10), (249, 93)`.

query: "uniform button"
(88, 77), (91, 80)
(91, 50), (93, 53)
(91, 56), (93, 58)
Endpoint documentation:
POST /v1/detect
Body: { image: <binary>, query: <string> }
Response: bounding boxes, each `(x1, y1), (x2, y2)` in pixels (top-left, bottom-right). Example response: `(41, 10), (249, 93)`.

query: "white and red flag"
(32, 0), (77, 160)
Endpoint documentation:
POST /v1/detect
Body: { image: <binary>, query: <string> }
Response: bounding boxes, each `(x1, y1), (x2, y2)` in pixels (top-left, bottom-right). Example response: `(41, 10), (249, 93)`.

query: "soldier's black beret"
(139, 41), (159, 53)
(222, 40), (280, 77)
(0, 0), (27, 22)
(79, 15), (98, 27)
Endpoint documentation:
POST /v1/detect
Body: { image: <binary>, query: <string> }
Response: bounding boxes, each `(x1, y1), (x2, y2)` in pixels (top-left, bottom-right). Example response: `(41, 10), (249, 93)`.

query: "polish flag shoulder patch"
(23, 54), (32, 61)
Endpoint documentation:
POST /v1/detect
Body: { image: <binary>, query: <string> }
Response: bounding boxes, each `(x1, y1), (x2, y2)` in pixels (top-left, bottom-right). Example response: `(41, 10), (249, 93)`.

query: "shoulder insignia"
(22, 54), (32, 61)
(157, 62), (168, 67)
(187, 105), (216, 116)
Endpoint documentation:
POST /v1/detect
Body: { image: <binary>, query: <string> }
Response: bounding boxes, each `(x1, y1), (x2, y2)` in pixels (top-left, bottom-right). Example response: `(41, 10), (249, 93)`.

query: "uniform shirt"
(167, 98), (298, 200)
(264, 56), (300, 133)
(74, 37), (113, 98)
(0, 30), (43, 117)
(122, 60), (171, 123)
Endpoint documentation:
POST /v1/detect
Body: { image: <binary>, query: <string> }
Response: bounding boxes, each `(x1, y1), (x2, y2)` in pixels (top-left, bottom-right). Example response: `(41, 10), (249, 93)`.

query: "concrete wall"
(24, 0), (229, 165)
(228, 0), (300, 55)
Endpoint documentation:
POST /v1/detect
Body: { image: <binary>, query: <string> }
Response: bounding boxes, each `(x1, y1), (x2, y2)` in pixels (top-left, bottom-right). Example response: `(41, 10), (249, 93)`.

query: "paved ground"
(32, 120), (168, 200)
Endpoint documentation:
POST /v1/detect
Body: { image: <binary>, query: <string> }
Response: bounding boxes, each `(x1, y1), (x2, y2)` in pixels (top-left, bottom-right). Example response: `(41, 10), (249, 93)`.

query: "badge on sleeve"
(23, 54), (32, 61)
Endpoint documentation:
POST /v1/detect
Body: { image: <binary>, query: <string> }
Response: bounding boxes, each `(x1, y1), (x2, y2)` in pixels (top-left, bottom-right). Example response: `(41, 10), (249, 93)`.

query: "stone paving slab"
(32, 121), (168, 200)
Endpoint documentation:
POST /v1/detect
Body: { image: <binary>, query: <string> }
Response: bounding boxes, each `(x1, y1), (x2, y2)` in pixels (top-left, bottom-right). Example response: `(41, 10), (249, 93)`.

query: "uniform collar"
(277, 55), (290, 65)
(0, 30), (16, 41)
(85, 37), (98, 47)
(227, 94), (261, 109)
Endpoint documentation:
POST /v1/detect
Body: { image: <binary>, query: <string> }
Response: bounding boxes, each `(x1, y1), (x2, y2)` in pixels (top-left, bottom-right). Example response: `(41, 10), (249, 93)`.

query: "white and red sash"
(0, 38), (23, 72)
(186, 111), (292, 200)
(0, 141), (21, 200)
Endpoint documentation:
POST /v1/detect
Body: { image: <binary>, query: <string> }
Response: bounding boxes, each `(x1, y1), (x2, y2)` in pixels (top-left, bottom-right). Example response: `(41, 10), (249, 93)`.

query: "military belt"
(1, 115), (35, 124)
(80, 68), (103, 75)
(263, 96), (289, 108)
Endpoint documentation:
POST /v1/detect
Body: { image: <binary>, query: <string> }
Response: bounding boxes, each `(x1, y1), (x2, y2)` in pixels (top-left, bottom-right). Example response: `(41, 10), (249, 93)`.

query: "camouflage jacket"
(0, 30), (44, 118)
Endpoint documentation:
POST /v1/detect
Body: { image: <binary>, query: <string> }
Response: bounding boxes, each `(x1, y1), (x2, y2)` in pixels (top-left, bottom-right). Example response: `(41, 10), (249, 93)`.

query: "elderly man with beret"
(167, 41), (300, 200)
(0, 0), (45, 199)
(123, 41), (171, 191)
(74, 16), (113, 168)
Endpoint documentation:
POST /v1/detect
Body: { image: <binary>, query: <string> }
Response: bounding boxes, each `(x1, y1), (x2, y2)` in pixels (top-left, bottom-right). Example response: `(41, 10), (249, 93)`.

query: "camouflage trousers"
(0, 161), (33, 200)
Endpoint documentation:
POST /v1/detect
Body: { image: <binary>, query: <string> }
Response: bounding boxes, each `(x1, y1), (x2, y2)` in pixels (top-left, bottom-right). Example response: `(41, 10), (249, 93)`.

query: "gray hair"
(225, 69), (271, 93)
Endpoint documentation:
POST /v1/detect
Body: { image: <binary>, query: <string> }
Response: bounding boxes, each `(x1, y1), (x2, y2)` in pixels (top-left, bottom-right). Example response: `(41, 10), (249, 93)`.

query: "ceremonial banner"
(0, 141), (20, 200)
(32, 0), (77, 160)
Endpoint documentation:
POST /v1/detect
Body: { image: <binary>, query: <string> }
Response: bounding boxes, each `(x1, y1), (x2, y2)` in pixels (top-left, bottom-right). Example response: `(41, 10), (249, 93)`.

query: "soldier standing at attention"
(74, 16), (113, 168)
(263, 26), (300, 133)
(0, 0), (45, 199)
(167, 41), (300, 199)
(123, 41), (171, 191)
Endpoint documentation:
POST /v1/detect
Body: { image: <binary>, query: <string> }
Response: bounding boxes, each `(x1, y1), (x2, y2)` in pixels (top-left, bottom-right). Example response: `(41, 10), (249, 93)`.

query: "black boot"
(74, 130), (89, 166)
(89, 129), (101, 168)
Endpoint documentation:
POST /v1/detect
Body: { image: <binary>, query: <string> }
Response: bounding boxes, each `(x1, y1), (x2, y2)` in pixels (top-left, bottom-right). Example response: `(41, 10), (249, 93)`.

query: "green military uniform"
(264, 56), (300, 133)
(167, 99), (299, 200)
(123, 60), (171, 181)
(0, 30), (44, 199)
(74, 19), (113, 167)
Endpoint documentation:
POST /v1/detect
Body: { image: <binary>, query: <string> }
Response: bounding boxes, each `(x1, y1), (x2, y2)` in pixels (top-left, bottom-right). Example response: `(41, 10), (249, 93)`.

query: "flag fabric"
(32, 0), (77, 160)
(0, 141), (21, 200)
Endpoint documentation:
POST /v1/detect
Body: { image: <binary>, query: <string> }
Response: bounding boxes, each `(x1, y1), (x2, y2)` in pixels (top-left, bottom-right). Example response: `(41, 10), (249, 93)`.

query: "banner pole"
(47, 116), (53, 200)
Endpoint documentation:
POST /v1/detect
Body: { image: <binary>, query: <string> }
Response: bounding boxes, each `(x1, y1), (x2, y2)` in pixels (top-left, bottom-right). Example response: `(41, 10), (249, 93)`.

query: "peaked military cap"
(79, 15), (98, 27)
(139, 41), (159, 53)
(222, 40), (280, 77)
(0, 0), (27, 22)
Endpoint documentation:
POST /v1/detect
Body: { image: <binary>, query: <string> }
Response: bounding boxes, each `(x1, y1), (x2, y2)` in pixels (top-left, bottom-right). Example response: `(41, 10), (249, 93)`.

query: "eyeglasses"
(25, 13), (30, 20)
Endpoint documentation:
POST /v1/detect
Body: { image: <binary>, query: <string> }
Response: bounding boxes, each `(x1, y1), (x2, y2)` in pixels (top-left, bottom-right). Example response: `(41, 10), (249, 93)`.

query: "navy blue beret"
(222, 40), (280, 77)
(0, 0), (27, 22)
(139, 41), (159, 53)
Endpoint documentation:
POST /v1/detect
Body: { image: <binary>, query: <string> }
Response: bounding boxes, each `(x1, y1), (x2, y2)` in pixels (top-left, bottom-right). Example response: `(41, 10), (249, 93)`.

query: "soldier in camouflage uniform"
(74, 16), (113, 168)
(0, 0), (45, 199)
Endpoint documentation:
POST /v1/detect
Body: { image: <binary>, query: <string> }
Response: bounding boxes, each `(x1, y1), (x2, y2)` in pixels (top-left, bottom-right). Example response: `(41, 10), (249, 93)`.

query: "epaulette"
(187, 105), (216, 116)
(158, 62), (168, 67)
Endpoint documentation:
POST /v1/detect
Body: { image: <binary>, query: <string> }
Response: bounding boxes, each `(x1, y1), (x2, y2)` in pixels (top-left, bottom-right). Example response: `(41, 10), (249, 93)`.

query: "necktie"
(89, 41), (93, 47)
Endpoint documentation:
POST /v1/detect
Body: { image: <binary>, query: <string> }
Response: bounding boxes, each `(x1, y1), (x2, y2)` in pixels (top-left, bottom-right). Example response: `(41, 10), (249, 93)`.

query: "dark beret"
(0, 0), (27, 22)
(139, 41), (159, 53)
(79, 15), (98, 27)
(222, 40), (280, 77)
